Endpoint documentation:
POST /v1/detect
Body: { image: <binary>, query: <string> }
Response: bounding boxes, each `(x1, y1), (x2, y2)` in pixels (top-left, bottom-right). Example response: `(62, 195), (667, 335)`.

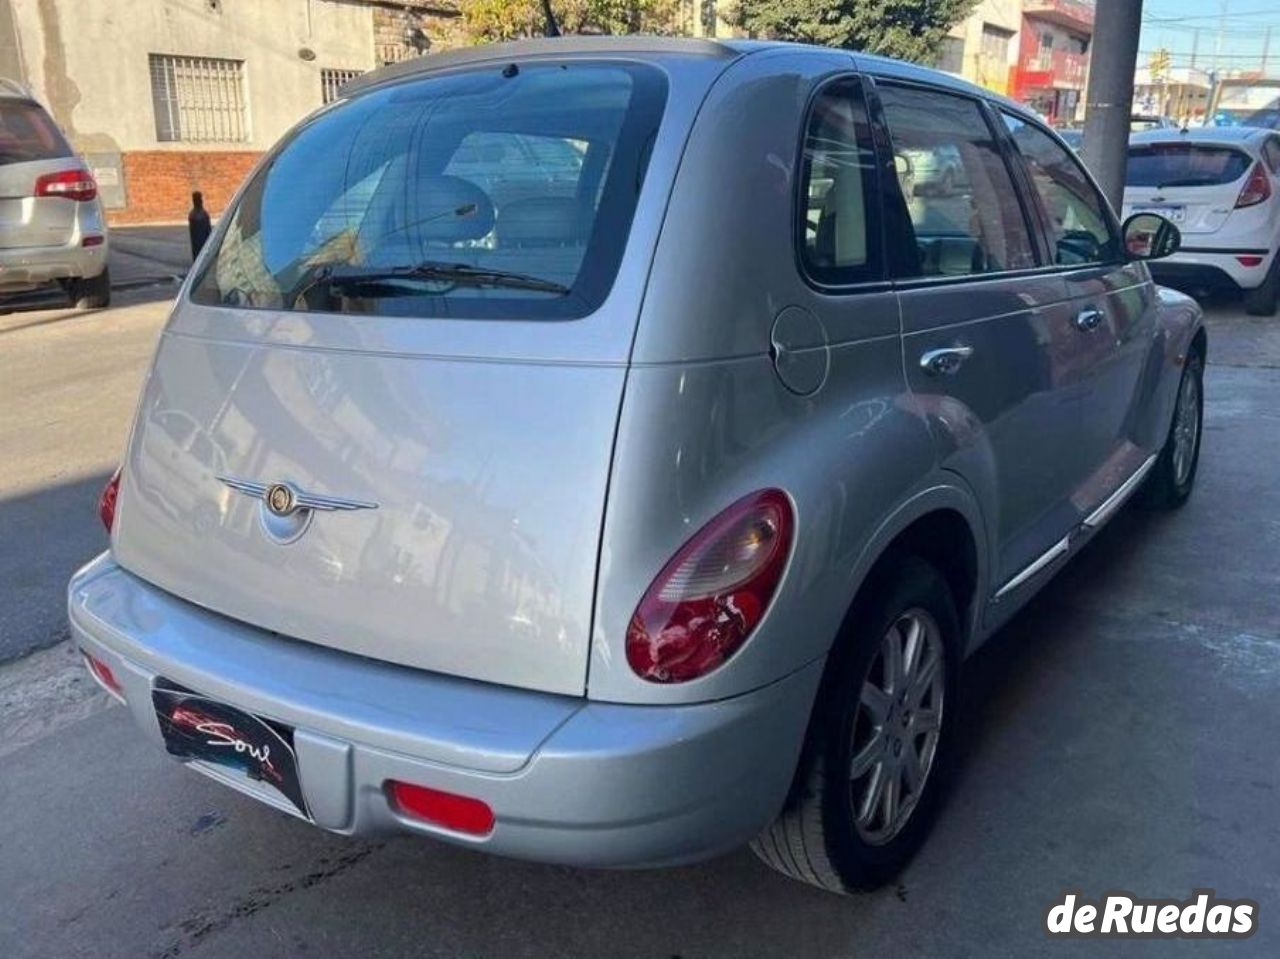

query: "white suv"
(1123, 127), (1280, 315)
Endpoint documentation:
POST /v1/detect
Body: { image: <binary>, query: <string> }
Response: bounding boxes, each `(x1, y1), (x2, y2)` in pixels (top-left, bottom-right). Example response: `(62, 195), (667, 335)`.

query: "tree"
(463, 0), (677, 43)
(731, 0), (978, 65)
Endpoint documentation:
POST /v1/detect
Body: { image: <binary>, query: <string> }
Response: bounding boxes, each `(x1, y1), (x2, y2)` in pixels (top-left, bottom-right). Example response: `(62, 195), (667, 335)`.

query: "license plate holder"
(153, 682), (310, 819)
(1133, 204), (1185, 223)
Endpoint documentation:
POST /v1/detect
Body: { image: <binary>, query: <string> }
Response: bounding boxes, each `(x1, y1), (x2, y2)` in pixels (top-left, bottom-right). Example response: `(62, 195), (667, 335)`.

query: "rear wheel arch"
(834, 489), (987, 659)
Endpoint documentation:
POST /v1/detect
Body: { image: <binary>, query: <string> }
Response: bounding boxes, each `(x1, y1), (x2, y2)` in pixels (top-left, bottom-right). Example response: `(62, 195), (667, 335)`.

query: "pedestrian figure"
(188, 191), (212, 260)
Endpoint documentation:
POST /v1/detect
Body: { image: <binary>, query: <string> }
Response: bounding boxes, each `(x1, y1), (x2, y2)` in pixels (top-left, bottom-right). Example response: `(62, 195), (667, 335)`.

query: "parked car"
(1057, 127), (1084, 151)
(1123, 127), (1280, 314)
(1131, 114), (1179, 133)
(0, 79), (109, 308)
(901, 143), (966, 195)
(69, 37), (1203, 895)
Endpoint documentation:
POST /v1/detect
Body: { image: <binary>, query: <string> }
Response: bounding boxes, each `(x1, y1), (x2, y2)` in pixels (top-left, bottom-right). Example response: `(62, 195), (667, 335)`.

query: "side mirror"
(1122, 212), (1181, 261)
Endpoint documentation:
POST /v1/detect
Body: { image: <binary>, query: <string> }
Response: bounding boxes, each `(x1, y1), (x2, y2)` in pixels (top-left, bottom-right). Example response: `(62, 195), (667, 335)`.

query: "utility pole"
(1081, 0), (1144, 210)
(1190, 27), (1199, 69)
(1264, 27), (1272, 77)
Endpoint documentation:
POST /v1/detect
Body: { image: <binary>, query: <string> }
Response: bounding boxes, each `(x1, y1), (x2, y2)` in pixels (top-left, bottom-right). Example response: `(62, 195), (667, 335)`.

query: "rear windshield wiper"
(291, 261), (570, 303)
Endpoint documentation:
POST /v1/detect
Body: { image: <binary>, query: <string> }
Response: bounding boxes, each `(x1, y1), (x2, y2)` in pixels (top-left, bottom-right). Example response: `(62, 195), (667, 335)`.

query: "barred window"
(149, 54), (248, 143)
(321, 68), (364, 105)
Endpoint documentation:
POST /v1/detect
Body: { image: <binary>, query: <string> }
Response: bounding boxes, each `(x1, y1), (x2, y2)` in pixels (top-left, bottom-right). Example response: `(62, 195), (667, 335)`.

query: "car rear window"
(190, 62), (666, 320)
(1125, 144), (1253, 188)
(0, 101), (72, 165)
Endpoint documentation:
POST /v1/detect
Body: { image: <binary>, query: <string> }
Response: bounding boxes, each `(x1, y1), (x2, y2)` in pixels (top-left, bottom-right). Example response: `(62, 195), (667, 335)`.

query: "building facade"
(1134, 65), (1211, 126)
(938, 0), (1021, 95)
(1009, 0), (1093, 124)
(0, 0), (461, 224)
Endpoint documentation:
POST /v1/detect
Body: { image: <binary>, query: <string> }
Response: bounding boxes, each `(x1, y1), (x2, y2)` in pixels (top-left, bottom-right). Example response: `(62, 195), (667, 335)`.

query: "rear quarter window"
(0, 101), (72, 165)
(1126, 144), (1253, 188)
(191, 62), (667, 320)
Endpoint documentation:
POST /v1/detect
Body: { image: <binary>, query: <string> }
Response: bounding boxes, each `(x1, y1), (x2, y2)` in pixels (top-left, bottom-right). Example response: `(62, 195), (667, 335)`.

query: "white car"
(1123, 127), (1280, 315)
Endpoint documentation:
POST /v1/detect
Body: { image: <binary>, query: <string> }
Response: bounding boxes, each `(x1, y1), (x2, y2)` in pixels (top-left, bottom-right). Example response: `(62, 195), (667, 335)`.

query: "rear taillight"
(1235, 162), (1271, 209)
(82, 234), (104, 247)
(99, 467), (121, 532)
(626, 489), (793, 684)
(84, 653), (124, 699)
(34, 168), (97, 202)
(387, 781), (495, 836)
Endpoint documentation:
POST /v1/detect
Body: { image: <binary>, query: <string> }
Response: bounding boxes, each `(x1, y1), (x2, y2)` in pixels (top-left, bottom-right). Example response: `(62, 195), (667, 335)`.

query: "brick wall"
(108, 150), (263, 225)
(372, 0), (463, 65)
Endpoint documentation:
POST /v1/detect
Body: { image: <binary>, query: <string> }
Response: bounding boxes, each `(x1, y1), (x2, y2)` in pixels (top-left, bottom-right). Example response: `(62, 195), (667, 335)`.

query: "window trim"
(866, 75), (1045, 284)
(791, 72), (890, 294)
(997, 106), (1127, 270)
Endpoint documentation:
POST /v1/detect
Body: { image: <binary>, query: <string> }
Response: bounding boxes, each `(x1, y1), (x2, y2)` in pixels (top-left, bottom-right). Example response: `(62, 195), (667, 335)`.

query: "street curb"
(112, 274), (184, 292)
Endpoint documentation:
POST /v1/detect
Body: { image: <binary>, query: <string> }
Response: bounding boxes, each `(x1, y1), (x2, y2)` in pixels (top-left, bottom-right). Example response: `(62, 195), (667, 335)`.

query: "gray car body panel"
(68, 38), (1203, 863)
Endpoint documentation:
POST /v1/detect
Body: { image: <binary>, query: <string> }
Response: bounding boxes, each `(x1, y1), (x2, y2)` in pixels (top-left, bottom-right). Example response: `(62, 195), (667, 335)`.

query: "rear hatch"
(111, 58), (673, 697)
(1122, 140), (1255, 235)
(0, 98), (81, 249)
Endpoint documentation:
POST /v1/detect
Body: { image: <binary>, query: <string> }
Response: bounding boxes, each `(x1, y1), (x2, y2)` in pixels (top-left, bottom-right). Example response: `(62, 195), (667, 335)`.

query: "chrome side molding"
(994, 535), (1071, 601)
(1082, 454), (1158, 530)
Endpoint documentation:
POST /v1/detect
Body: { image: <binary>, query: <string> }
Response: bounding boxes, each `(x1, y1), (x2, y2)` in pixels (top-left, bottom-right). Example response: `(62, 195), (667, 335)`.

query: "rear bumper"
(1150, 248), (1274, 293)
(67, 553), (821, 868)
(0, 239), (107, 292)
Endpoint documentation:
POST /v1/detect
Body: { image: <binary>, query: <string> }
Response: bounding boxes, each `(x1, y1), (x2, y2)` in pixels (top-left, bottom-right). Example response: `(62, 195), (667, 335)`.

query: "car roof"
(342, 37), (1041, 121)
(1130, 126), (1272, 148)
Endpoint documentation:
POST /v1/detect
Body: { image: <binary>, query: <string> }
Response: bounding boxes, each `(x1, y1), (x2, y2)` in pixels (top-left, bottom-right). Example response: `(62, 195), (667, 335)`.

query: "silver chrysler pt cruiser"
(69, 37), (1204, 893)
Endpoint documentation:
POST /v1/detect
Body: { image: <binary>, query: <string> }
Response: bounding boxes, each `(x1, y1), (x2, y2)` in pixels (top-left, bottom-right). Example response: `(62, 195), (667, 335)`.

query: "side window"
(1002, 112), (1120, 266)
(1263, 138), (1280, 175)
(876, 84), (1037, 278)
(797, 78), (883, 286)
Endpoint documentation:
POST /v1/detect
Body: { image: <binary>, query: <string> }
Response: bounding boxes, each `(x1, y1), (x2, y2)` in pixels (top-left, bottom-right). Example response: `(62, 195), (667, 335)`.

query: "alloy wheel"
(849, 608), (946, 846)
(1172, 366), (1201, 487)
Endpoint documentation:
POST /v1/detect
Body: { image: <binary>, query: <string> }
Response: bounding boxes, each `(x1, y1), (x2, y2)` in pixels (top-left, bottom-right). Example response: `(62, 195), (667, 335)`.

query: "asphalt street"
(1, 286), (1278, 957)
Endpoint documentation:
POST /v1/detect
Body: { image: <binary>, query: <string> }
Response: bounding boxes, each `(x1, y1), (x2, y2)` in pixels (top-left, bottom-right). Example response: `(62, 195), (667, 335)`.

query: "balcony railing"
(1023, 0), (1095, 32)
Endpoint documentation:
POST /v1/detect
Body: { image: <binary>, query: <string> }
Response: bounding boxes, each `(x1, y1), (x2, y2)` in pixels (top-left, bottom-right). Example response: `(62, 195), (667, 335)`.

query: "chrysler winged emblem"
(218, 476), (377, 543)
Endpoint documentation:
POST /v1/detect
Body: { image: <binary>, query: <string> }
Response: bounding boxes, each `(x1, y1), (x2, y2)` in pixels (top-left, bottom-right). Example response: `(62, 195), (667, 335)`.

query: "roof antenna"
(540, 0), (561, 37)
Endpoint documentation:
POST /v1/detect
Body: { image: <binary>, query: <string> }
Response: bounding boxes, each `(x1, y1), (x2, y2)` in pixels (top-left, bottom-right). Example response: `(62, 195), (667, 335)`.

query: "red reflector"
(84, 653), (124, 698)
(1236, 255), (1265, 267)
(99, 467), (121, 533)
(34, 168), (97, 202)
(82, 234), (104, 247)
(387, 781), (494, 836)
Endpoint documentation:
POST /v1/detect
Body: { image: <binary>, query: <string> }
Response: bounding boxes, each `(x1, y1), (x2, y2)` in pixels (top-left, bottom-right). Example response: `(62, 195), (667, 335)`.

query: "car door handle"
(919, 345), (974, 376)
(1074, 307), (1105, 332)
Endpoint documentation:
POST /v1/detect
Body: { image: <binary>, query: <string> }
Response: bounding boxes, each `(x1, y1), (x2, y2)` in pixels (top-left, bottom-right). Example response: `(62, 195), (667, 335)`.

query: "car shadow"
(0, 471), (112, 663)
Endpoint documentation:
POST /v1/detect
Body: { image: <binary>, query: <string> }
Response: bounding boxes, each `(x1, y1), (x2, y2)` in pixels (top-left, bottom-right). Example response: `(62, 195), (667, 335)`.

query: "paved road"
(1, 292), (1278, 957)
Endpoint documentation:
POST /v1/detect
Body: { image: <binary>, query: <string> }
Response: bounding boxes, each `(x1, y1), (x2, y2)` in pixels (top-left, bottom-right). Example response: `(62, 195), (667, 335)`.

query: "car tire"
(1242, 258), (1278, 316)
(750, 556), (961, 894)
(1136, 350), (1204, 510)
(71, 268), (111, 310)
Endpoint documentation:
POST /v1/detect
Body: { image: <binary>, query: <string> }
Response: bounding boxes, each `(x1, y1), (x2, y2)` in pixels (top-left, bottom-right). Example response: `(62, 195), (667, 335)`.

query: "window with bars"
(321, 68), (364, 104)
(149, 54), (248, 143)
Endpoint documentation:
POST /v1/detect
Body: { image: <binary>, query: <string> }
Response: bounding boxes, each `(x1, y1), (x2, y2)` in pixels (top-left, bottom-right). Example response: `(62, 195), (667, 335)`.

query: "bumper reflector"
(84, 653), (124, 700)
(1236, 255), (1265, 267)
(387, 781), (495, 836)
